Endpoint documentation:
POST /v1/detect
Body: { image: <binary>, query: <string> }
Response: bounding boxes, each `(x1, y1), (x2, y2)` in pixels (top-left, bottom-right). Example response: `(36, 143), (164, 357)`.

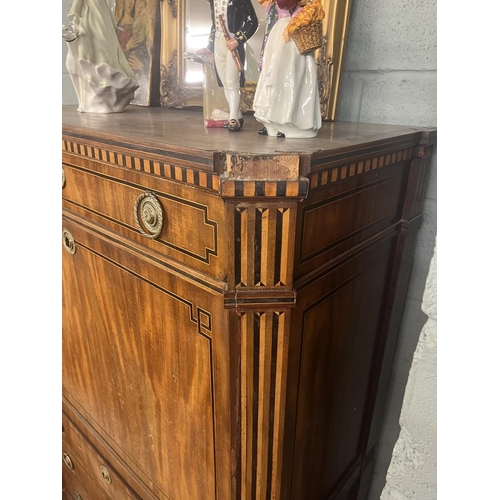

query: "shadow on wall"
(367, 191), (437, 500)
(368, 300), (429, 500)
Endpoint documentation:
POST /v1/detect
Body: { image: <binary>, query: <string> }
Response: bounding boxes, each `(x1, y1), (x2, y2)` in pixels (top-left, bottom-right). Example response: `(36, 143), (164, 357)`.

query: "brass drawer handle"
(62, 168), (66, 189)
(62, 229), (76, 255)
(134, 192), (164, 240)
(62, 452), (74, 470)
(100, 465), (112, 484)
(74, 493), (82, 500)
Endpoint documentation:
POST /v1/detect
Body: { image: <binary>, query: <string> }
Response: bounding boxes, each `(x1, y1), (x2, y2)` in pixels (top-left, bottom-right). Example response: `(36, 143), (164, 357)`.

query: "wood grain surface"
(62, 106), (436, 500)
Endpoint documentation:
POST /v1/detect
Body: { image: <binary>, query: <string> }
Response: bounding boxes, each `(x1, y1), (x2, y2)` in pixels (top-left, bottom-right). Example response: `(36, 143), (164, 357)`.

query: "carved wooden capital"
(220, 153), (309, 201)
(225, 154), (300, 180)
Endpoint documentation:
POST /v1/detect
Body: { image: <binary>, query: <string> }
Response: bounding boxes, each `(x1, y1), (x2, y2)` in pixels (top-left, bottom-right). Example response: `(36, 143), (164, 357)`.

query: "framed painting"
(115, 0), (162, 106)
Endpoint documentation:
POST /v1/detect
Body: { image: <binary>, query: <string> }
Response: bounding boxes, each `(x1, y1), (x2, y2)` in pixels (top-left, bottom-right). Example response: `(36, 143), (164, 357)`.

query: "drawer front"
(62, 159), (227, 280)
(63, 462), (113, 500)
(295, 161), (408, 279)
(62, 415), (136, 499)
(62, 215), (230, 500)
(63, 466), (86, 500)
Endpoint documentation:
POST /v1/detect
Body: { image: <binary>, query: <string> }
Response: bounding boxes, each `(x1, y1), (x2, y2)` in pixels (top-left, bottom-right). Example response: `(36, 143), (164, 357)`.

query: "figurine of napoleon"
(198, 0), (258, 131)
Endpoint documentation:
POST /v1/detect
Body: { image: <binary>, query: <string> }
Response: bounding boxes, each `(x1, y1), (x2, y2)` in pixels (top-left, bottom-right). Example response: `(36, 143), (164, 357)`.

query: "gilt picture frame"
(159, 0), (351, 120)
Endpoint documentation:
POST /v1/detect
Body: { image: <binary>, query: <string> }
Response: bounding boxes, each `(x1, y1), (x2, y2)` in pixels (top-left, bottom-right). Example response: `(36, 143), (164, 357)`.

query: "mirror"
(159, 0), (350, 120)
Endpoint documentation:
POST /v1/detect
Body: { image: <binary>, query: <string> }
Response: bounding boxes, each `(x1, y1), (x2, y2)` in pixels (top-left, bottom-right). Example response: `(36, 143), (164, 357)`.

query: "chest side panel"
(289, 235), (396, 499)
(294, 147), (412, 279)
(280, 133), (434, 500)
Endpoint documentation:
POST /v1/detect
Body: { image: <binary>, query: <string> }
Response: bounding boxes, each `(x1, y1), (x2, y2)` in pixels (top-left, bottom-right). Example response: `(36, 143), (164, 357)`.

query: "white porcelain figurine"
(253, 0), (322, 138)
(62, 0), (138, 113)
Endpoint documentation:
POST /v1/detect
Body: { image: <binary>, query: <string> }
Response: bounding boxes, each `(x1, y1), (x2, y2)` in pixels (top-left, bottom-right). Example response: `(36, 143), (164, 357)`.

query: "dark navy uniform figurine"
(202, 0), (258, 131)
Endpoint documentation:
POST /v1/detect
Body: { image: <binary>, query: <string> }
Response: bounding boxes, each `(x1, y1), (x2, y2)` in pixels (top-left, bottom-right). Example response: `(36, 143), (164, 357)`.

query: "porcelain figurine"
(258, 1), (278, 72)
(253, 0), (322, 138)
(63, 0), (138, 113)
(184, 51), (231, 128)
(196, 0), (258, 132)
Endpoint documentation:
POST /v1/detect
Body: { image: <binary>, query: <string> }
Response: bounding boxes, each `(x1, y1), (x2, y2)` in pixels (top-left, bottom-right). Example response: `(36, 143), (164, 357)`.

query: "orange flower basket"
(291, 20), (323, 54)
(285, 0), (325, 54)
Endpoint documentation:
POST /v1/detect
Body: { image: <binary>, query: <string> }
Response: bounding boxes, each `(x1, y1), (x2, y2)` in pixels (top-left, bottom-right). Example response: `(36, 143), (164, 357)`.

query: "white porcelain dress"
(65, 0), (138, 113)
(253, 6), (322, 138)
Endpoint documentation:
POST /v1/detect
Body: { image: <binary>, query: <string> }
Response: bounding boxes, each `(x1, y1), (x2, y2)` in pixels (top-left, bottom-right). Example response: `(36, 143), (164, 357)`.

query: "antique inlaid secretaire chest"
(62, 105), (436, 500)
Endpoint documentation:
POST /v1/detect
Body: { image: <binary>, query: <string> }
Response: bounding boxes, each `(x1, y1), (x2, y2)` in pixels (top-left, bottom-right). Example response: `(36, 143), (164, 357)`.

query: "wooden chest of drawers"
(62, 106), (436, 500)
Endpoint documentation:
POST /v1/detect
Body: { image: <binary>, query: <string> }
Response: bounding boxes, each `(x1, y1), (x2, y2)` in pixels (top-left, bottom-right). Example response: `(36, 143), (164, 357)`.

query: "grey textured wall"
(381, 242), (437, 500)
(335, 0), (437, 498)
(61, 0), (437, 496)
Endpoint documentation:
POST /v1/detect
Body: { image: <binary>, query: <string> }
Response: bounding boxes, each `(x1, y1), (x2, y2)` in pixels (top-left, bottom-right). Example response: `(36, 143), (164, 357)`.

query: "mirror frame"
(159, 0), (350, 120)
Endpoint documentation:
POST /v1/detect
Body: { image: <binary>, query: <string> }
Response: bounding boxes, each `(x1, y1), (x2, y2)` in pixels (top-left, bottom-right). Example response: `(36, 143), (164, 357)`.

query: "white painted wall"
(61, 0), (437, 496)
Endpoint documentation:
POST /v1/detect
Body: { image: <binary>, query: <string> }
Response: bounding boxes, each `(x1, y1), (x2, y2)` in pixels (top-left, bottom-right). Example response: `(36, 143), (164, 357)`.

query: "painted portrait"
(115, 0), (161, 105)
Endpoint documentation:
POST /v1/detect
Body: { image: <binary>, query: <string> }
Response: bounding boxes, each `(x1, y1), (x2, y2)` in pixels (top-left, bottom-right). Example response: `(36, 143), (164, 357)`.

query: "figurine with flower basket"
(253, 0), (324, 138)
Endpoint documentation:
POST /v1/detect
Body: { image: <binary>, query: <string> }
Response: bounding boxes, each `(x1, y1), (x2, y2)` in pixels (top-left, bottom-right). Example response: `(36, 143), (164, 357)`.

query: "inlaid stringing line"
(309, 147), (414, 190)
(62, 139), (219, 192)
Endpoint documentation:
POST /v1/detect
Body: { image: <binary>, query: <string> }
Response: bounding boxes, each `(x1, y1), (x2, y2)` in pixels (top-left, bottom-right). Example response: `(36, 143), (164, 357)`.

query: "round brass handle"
(62, 229), (76, 255)
(100, 465), (112, 484)
(134, 192), (164, 240)
(63, 452), (74, 470)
